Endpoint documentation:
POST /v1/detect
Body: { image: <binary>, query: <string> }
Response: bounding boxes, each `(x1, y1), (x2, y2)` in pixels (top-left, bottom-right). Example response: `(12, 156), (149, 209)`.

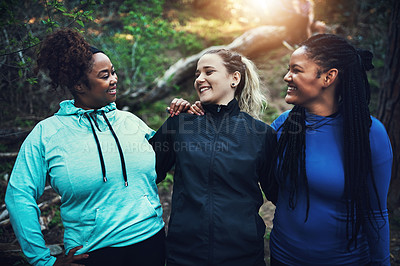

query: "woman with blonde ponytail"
(237, 56), (267, 119)
(149, 49), (277, 266)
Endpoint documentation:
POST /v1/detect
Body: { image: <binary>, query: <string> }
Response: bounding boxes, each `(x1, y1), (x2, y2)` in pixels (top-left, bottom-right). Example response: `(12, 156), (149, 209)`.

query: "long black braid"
(273, 34), (382, 249)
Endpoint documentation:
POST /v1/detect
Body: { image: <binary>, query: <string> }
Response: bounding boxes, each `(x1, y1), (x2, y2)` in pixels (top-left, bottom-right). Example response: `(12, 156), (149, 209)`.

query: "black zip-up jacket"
(149, 99), (277, 266)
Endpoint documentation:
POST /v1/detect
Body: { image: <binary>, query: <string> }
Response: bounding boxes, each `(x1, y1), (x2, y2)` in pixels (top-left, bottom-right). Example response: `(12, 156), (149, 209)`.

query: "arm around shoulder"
(259, 125), (278, 205)
(149, 116), (177, 183)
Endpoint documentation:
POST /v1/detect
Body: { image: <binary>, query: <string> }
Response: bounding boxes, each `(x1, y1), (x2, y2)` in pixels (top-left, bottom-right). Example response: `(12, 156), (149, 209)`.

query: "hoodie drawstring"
(85, 111), (128, 186)
(85, 113), (107, 183)
(101, 111), (128, 187)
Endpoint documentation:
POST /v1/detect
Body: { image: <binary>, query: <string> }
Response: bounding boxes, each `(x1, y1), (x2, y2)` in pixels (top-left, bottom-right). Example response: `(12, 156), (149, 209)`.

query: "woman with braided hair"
(269, 34), (392, 265)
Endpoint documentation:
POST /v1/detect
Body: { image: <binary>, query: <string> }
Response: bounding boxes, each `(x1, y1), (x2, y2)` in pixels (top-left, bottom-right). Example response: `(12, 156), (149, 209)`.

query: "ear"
(74, 83), (85, 94)
(322, 68), (338, 88)
(230, 71), (241, 88)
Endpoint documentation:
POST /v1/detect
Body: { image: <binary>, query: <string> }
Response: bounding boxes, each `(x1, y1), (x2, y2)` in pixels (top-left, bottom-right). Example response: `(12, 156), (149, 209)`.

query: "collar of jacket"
(203, 98), (240, 116)
(56, 100), (116, 116)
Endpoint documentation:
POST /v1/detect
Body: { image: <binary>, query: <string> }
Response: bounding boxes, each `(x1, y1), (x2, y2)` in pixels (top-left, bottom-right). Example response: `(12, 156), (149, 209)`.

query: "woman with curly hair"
(5, 28), (166, 266)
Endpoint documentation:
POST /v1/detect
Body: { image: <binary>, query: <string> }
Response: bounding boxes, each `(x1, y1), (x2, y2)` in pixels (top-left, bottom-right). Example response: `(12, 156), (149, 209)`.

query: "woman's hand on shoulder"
(188, 101), (204, 116)
(54, 246), (88, 266)
(167, 98), (204, 117)
(167, 98), (191, 117)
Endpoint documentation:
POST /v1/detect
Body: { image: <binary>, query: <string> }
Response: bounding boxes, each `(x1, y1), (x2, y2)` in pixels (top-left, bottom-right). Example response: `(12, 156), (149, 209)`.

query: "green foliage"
(0, 0), (100, 124)
(48, 207), (63, 229)
(264, 230), (270, 240)
(158, 172), (174, 190)
(0, 161), (14, 176)
(14, 117), (36, 128)
(41, 205), (63, 229)
(0, 0), (204, 125)
(93, 0), (203, 94)
(135, 100), (170, 130)
(314, 0), (392, 117)
(262, 106), (280, 125)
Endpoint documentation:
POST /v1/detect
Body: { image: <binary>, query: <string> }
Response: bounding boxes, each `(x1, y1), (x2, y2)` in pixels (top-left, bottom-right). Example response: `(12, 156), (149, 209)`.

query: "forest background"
(0, 0), (399, 265)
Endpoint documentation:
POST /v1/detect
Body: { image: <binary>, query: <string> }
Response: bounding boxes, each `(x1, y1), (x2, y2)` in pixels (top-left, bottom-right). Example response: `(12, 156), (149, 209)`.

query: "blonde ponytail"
(203, 49), (268, 119)
(237, 56), (267, 119)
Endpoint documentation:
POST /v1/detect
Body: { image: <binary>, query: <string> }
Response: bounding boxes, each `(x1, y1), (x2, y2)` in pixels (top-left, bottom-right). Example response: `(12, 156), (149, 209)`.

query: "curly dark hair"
(36, 28), (93, 95)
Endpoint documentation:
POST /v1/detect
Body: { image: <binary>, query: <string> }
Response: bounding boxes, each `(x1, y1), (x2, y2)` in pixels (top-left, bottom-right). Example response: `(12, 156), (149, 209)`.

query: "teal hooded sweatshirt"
(5, 100), (164, 265)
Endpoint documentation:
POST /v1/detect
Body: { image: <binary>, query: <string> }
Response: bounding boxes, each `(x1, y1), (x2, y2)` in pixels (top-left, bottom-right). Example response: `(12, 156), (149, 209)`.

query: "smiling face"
(283, 46), (328, 111)
(74, 53), (118, 110)
(194, 53), (238, 105)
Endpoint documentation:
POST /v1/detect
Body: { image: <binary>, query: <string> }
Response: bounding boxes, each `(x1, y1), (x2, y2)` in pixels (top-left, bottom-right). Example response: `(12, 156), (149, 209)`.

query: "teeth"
(200, 87), (210, 92)
(288, 86), (297, 91)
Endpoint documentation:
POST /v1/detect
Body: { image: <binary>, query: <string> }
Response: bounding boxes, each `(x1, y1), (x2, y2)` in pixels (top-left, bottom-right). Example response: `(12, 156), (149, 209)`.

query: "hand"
(54, 246), (88, 266)
(188, 101), (204, 116)
(167, 98), (191, 117)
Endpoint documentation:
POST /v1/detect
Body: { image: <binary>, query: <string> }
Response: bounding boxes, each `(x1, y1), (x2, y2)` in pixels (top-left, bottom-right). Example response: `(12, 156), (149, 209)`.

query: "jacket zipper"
(207, 114), (222, 264)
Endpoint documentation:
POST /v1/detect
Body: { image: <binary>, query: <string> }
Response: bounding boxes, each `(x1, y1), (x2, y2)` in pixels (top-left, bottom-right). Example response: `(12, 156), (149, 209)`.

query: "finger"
(173, 98), (184, 110)
(190, 105), (201, 116)
(195, 102), (205, 115)
(65, 246), (83, 259)
(173, 98), (190, 116)
(68, 246), (83, 255)
(72, 253), (89, 261)
(180, 102), (191, 113)
(195, 101), (204, 111)
(192, 104), (204, 115)
(169, 98), (178, 115)
(177, 101), (190, 114)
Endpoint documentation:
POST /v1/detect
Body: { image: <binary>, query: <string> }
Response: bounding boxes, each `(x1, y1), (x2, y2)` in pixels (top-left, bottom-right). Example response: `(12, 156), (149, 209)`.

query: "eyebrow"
(196, 65), (215, 71)
(97, 66), (114, 76)
(289, 64), (304, 70)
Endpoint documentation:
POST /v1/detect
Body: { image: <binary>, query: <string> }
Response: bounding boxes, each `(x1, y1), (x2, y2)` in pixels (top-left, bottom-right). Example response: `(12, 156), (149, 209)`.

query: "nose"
(283, 71), (292, 82)
(111, 73), (118, 84)
(195, 74), (205, 86)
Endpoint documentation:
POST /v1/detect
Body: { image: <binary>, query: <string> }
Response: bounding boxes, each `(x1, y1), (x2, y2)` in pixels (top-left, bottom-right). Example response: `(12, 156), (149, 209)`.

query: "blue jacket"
(270, 110), (392, 265)
(5, 100), (164, 266)
(150, 99), (277, 266)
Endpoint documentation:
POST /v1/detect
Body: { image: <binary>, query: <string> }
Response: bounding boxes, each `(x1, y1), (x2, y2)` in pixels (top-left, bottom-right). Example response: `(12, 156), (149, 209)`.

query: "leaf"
(62, 13), (75, 18)
(76, 20), (84, 27)
(56, 6), (67, 12)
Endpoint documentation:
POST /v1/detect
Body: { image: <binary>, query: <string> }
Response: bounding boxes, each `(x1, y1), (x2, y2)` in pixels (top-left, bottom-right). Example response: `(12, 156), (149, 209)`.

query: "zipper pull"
(217, 105), (221, 112)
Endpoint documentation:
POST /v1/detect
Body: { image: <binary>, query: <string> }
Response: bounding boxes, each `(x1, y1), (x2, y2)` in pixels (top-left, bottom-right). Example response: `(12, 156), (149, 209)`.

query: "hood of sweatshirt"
(56, 100), (116, 116)
(55, 100), (116, 131)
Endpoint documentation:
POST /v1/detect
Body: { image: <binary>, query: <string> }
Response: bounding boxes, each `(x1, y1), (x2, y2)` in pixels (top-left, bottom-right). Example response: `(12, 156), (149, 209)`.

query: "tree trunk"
(377, 0), (400, 215)
(123, 25), (286, 109)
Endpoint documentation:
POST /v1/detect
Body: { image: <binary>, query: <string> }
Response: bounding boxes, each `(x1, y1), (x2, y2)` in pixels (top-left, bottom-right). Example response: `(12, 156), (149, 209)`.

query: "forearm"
(149, 117), (176, 182)
(6, 187), (56, 265)
(364, 209), (390, 265)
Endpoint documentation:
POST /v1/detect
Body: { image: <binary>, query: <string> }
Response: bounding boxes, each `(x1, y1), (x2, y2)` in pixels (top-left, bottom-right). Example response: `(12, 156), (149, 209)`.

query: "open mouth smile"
(199, 86), (211, 93)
